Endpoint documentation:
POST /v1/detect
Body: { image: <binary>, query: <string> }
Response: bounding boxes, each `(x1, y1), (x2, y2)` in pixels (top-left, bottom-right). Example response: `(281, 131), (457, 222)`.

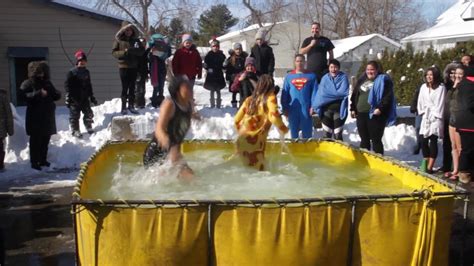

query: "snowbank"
(1, 82), (422, 189)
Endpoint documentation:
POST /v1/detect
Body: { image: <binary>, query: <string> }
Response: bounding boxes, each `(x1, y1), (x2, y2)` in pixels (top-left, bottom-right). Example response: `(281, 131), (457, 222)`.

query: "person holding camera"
(112, 21), (145, 115)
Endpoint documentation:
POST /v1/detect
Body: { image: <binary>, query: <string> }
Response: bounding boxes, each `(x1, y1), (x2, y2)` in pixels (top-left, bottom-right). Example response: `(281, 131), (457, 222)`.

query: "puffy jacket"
(20, 61), (61, 136)
(172, 44), (202, 80)
(203, 50), (226, 90)
(455, 77), (474, 130)
(250, 43), (275, 76)
(65, 67), (95, 105)
(0, 89), (13, 138)
(112, 22), (145, 68)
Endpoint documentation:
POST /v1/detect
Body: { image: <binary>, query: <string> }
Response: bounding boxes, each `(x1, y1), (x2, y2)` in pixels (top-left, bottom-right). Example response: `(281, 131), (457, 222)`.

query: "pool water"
(83, 148), (415, 200)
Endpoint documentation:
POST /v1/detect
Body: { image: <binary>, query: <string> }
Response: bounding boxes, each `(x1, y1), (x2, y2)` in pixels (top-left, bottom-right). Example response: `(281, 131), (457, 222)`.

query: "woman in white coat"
(417, 66), (446, 174)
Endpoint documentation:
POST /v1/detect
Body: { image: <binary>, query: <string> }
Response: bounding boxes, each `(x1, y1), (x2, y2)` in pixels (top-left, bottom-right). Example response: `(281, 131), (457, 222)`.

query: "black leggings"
(441, 120), (452, 171)
(356, 113), (386, 155)
(119, 68), (138, 103)
(29, 135), (51, 165)
(322, 109), (346, 140)
(422, 135), (438, 158)
(459, 131), (474, 172)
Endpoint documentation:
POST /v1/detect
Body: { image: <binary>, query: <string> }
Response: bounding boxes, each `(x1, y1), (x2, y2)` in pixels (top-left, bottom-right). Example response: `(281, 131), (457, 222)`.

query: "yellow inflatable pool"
(72, 140), (468, 266)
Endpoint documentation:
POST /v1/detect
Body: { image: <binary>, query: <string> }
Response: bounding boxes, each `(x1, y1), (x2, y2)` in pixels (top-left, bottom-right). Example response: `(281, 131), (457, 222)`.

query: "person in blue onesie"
(281, 54), (318, 139)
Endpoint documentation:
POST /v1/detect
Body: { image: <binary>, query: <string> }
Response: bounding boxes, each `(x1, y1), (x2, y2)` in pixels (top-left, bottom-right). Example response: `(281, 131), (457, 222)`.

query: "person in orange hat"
(65, 50), (97, 138)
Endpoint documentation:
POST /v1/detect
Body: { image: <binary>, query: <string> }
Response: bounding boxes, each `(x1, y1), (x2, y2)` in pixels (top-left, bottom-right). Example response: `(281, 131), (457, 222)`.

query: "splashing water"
(83, 148), (415, 201)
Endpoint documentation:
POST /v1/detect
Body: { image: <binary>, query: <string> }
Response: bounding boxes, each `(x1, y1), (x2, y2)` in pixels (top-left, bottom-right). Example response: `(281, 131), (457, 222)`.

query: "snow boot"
(40, 161), (51, 167)
(72, 130), (83, 138)
(231, 100), (238, 108)
(31, 163), (41, 171)
(86, 127), (94, 134)
(216, 98), (222, 109)
(121, 97), (128, 115)
(335, 132), (343, 141)
(128, 99), (139, 115)
(210, 98), (215, 108)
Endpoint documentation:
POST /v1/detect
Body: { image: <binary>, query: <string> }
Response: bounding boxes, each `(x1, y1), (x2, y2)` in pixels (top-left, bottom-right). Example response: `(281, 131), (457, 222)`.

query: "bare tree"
(92, 0), (200, 37)
(283, 0), (427, 40)
(242, 0), (290, 35)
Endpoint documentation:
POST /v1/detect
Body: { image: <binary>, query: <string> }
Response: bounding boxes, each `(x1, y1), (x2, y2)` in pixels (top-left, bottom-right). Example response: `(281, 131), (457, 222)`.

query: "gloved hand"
(90, 97), (98, 106)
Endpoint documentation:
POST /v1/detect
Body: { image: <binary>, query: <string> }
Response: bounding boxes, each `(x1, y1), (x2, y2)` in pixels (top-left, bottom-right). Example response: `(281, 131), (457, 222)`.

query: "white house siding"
(337, 37), (401, 77)
(0, 0), (122, 105)
(218, 22), (304, 77)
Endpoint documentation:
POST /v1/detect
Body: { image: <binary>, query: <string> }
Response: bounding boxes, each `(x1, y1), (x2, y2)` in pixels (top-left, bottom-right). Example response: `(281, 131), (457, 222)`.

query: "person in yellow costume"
(234, 74), (289, 170)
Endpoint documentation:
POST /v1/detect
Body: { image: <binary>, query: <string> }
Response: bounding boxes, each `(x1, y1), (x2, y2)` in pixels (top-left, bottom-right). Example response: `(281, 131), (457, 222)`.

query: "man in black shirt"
(300, 22), (335, 82)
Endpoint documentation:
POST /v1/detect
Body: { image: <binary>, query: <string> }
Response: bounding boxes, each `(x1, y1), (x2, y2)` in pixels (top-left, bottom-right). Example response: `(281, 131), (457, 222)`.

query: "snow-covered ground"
(1, 80), (423, 192)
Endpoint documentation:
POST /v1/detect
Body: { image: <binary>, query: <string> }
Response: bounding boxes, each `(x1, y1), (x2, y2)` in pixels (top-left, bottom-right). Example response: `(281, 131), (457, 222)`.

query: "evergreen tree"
(168, 18), (185, 48)
(198, 4), (238, 43)
(376, 40), (474, 105)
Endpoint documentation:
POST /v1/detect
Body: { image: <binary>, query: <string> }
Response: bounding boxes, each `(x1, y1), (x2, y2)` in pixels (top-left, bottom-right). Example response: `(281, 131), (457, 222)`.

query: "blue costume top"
(313, 71), (349, 120)
(281, 71), (318, 117)
(281, 70), (318, 138)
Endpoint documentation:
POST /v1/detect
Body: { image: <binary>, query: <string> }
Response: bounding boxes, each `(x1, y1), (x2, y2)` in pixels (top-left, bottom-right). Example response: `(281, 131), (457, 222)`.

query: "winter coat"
(231, 71), (258, 93)
(203, 50), (226, 90)
(350, 74), (394, 118)
(112, 22), (145, 69)
(172, 44), (203, 80)
(65, 67), (95, 106)
(224, 51), (249, 83)
(20, 62), (61, 136)
(250, 43), (275, 76)
(0, 88), (13, 138)
(455, 78), (474, 130)
(409, 85), (422, 114)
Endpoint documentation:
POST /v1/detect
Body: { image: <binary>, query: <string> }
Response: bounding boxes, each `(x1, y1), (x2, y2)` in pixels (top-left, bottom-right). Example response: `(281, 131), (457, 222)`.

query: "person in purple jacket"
(281, 54), (318, 139)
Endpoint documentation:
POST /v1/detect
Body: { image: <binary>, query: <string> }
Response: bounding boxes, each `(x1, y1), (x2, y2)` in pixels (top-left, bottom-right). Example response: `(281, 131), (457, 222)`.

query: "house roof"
(48, 0), (125, 24)
(217, 21), (289, 41)
(401, 0), (474, 43)
(332, 33), (401, 59)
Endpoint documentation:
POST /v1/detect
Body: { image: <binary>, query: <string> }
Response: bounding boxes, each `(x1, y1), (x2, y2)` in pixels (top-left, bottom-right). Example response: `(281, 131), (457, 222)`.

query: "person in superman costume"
(281, 54), (319, 139)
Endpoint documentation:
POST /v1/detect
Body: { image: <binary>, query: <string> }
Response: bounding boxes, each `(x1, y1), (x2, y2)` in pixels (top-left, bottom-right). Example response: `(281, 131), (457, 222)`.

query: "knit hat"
(209, 39), (220, 47)
(233, 42), (242, 50)
(75, 50), (87, 63)
(255, 28), (267, 40)
(181, 33), (193, 43)
(245, 57), (255, 66)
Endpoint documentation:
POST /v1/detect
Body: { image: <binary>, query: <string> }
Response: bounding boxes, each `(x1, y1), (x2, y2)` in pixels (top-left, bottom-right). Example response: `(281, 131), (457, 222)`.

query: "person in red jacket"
(172, 34), (202, 91)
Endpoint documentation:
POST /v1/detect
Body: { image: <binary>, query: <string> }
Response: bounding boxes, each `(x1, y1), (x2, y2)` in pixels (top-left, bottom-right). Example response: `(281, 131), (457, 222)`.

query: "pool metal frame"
(71, 139), (471, 266)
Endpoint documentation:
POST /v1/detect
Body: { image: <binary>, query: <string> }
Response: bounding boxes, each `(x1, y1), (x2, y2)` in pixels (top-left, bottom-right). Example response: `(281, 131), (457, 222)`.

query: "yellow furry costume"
(234, 93), (288, 170)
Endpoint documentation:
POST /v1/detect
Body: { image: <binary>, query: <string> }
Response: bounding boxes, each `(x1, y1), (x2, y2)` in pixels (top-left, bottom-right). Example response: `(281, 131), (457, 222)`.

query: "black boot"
(128, 99), (139, 115)
(0, 151), (5, 171)
(71, 120), (82, 138)
(335, 132), (343, 141)
(121, 97), (128, 115)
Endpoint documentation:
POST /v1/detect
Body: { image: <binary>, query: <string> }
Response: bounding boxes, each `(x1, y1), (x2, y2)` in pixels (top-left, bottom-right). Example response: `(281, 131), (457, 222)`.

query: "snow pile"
(1, 81), (421, 188)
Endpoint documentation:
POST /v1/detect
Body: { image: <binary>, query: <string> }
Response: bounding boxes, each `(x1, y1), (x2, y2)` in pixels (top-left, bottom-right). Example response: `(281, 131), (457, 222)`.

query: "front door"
(7, 47), (48, 106)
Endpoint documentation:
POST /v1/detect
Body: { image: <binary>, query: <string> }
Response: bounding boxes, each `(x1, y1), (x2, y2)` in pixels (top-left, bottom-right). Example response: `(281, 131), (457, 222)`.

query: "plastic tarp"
(74, 141), (458, 265)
